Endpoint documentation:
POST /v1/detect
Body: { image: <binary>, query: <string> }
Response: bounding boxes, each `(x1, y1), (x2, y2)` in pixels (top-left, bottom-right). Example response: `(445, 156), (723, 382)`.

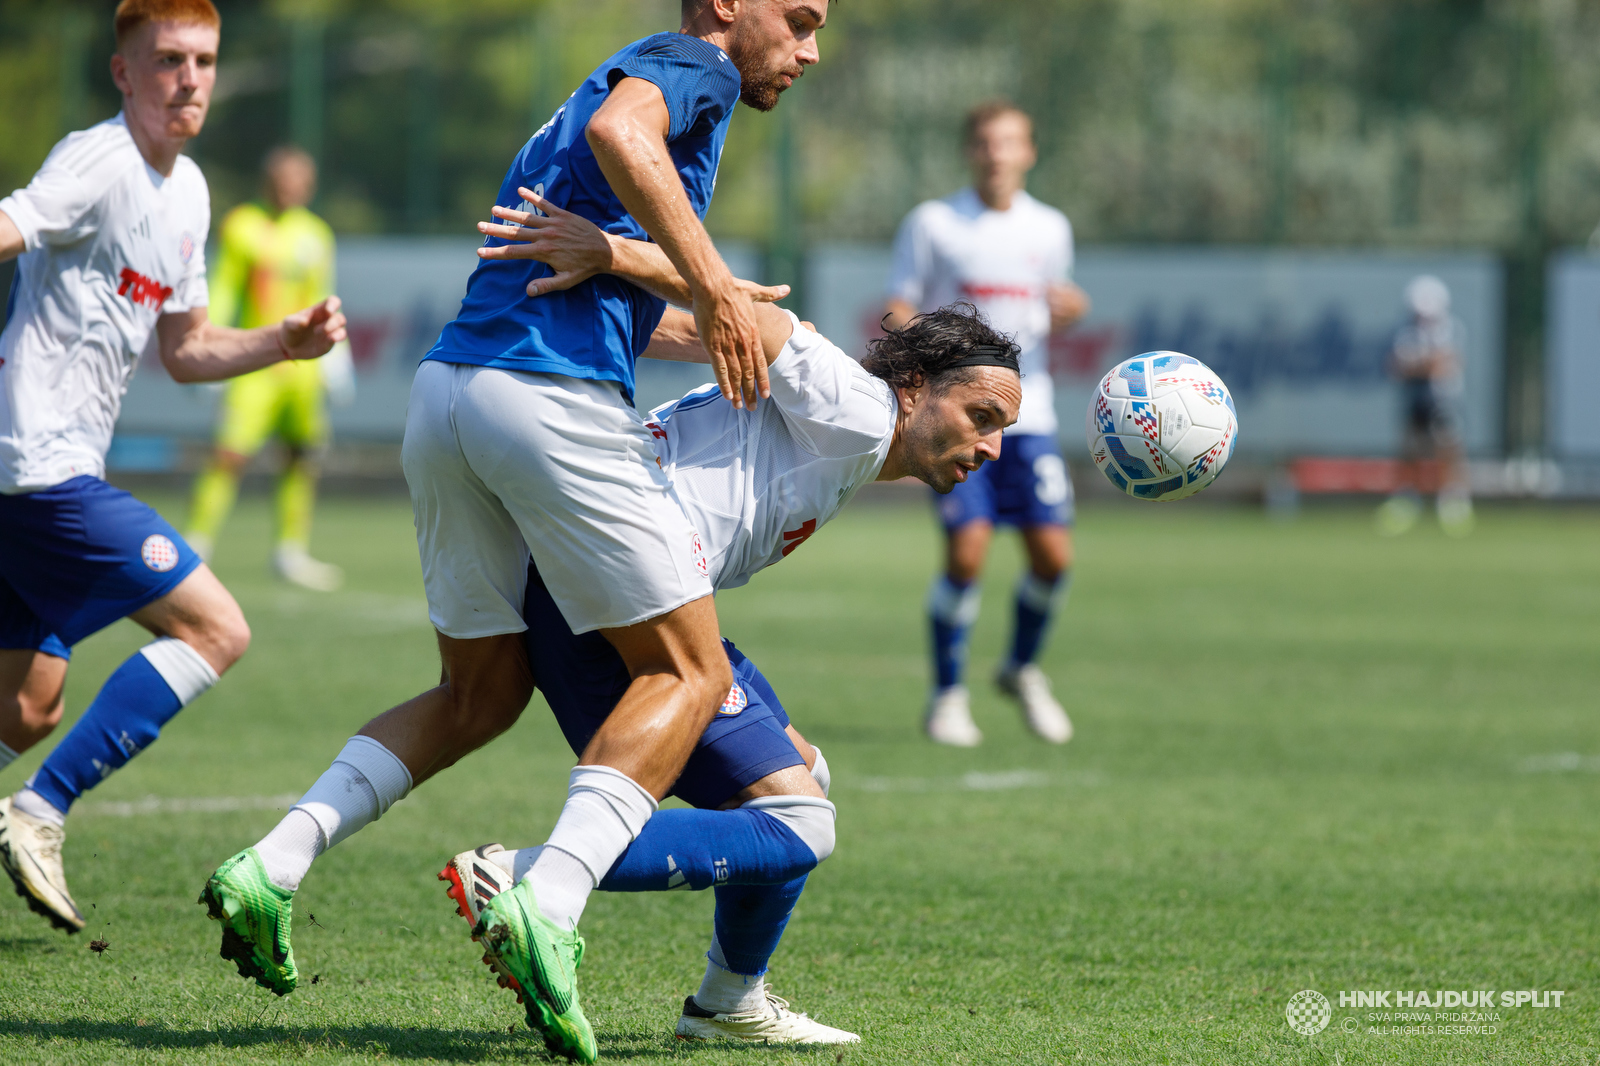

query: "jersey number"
(781, 519), (816, 557)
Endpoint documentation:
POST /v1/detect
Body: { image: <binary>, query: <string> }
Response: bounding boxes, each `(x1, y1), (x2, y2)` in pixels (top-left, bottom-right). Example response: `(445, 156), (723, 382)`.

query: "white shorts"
(402, 360), (713, 637)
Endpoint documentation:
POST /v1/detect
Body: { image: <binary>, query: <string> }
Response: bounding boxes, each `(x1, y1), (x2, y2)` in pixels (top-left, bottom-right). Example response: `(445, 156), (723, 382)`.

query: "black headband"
(946, 345), (1020, 372)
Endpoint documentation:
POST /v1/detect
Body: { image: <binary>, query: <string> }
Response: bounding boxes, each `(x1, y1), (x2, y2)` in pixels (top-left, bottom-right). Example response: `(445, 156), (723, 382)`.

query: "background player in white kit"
(0, 0), (346, 934)
(1376, 274), (1473, 537)
(884, 100), (1089, 747)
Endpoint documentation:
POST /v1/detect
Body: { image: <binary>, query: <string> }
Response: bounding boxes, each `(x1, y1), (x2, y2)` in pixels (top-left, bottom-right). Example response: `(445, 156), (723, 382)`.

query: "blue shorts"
(0, 477), (202, 660)
(936, 433), (1075, 531)
(522, 563), (806, 811)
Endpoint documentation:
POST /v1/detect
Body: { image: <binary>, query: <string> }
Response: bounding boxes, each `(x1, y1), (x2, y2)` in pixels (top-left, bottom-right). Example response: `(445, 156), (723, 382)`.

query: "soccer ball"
(1086, 352), (1237, 501)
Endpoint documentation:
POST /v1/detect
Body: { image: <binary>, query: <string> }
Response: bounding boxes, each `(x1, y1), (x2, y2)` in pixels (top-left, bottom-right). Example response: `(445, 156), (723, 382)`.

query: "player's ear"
(110, 52), (131, 96)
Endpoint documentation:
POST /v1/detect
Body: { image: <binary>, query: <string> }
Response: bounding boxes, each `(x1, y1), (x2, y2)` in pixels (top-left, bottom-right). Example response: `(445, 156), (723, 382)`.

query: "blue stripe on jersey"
(424, 33), (740, 403)
(658, 384), (724, 422)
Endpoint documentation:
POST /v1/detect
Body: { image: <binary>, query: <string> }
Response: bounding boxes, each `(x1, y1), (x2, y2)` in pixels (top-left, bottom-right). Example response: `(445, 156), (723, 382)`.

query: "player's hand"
(477, 188), (612, 296)
(736, 278), (791, 304)
(696, 280), (768, 409)
(279, 296), (347, 360)
(1048, 281), (1090, 331)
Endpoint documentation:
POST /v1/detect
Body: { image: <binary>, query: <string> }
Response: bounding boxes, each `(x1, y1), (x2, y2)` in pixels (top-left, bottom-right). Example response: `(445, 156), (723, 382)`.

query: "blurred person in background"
(884, 100), (1089, 748)
(1377, 275), (1473, 537)
(185, 146), (353, 590)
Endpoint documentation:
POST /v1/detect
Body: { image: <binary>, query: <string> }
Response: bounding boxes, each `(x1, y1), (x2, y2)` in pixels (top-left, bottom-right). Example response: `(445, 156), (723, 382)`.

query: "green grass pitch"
(1, 492), (1597, 1064)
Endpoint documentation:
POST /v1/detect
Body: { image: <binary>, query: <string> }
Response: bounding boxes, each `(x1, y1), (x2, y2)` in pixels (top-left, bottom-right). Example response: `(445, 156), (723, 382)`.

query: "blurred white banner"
(806, 245), (1504, 458)
(1546, 252), (1600, 459)
(114, 237), (750, 443)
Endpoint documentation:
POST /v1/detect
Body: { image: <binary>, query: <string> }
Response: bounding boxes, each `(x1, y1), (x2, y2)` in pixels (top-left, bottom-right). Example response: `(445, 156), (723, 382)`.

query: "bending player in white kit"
(0, 0), (346, 934)
(885, 99), (1090, 748)
(461, 204), (1022, 1053)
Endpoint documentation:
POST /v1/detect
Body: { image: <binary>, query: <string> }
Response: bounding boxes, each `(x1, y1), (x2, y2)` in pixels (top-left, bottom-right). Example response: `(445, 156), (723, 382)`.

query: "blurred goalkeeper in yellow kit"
(185, 146), (352, 591)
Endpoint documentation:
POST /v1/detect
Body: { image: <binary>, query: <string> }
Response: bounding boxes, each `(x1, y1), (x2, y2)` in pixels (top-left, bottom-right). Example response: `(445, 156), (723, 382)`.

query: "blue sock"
(27, 642), (214, 815)
(928, 575), (981, 689)
(712, 876), (808, 976)
(1009, 571), (1070, 667)
(598, 807), (820, 892)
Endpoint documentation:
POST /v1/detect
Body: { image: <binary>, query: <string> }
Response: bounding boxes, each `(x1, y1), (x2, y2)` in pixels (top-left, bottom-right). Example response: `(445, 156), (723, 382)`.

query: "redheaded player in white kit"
(0, 0), (345, 934)
(885, 100), (1089, 747)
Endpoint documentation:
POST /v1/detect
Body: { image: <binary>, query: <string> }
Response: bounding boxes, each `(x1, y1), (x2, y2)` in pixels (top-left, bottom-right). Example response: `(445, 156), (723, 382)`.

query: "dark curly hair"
(862, 303), (1021, 393)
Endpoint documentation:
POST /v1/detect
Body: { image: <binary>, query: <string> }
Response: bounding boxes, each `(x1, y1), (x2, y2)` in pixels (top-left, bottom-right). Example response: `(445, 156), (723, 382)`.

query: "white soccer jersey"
(1392, 316), (1465, 385)
(887, 187), (1072, 436)
(0, 113), (210, 493)
(649, 314), (896, 591)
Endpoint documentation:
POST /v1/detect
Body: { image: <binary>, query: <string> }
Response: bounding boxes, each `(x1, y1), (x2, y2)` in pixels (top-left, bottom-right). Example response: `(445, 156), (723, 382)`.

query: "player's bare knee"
(197, 608), (251, 673)
(4, 689), (64, 745)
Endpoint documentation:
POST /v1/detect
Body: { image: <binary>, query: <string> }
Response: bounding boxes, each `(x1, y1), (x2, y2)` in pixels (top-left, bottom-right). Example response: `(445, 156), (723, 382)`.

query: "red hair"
(114, 0), (221, 48)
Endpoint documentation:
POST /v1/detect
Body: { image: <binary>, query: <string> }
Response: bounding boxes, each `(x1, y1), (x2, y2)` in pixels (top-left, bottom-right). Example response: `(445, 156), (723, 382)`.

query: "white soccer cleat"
(996, 663), (1073, 744)
(676, 992), (860, 1045)
(1437, 493), (1475, 538)
(273, 544), (344, 592)
(1376, 494), (1421, 537)
(0, 796), (86, 933)
(438, 843), (514, 930)
(925, 686), (982, 747)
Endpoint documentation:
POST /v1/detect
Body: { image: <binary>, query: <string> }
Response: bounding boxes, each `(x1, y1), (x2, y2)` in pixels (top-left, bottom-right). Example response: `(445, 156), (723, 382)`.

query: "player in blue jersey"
(202, 5), (830, 1060)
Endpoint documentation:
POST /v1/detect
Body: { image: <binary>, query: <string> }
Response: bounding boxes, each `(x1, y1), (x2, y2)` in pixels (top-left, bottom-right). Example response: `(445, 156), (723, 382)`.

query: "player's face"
(112, 21), (218, 143)
(900, 370), (1022, 494)
(725, 0), (827, 112)
(268, 157), (317, 211)
(967, 112), (1037, 191)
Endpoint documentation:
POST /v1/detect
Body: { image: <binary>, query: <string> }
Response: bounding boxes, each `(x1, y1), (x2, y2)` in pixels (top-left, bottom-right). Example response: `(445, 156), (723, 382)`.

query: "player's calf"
(0, 649), (68, 756)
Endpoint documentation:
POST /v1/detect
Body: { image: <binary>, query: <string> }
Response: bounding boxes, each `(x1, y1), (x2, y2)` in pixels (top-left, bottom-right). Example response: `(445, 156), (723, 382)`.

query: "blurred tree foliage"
(2, 0), (1598, 252)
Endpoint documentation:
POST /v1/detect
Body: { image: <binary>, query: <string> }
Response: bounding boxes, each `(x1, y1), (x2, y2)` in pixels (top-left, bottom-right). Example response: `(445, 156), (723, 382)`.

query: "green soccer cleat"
(199, 848), (299, 996)
(471, 879), (596, 1063)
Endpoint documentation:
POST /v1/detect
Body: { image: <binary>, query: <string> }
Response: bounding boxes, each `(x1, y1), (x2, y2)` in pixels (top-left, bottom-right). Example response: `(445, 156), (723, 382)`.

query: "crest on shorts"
(690, 532), (708, 577)
(717, 683), (747, 716)
(141, 534), (179, 572)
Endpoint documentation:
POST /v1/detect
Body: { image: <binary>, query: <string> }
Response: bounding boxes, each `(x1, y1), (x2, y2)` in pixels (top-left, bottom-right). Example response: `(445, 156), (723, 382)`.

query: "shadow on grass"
(0, 1020), (848, 1061)
(0, 1018), (526, 1061)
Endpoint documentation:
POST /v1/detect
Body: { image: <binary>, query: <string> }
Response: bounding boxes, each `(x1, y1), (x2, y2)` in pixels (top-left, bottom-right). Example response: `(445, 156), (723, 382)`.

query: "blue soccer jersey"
(425, 33), (741, 402)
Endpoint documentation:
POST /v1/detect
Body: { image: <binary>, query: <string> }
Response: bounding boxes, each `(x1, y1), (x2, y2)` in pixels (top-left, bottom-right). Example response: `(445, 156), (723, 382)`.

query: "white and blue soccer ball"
(1086, 352), (1237, 502)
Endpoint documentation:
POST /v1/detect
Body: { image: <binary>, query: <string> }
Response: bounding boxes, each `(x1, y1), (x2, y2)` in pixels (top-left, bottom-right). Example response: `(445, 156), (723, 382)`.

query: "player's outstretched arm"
(156, 298), (348, 383)
(0, 211), (23, 263)
(641, 303), (797, 369)
(586, 77), (768, 409)
(476, 188), (789, 314)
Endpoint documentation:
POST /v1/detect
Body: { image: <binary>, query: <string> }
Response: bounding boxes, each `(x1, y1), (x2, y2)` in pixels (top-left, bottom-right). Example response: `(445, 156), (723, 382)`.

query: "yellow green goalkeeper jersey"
(210, 202), (335, 329)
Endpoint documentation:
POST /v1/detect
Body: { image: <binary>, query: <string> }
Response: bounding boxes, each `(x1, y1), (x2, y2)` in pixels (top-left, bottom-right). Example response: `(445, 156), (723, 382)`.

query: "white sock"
(808, 745), (830, 798)
(488, 845), (543, 882)
(12, 783), (65, 827)
(253, 736), (412, 892)
(139, 637), (219, 705)
(0, 739), (17, 774)
(523, 765), (657, 929)
(697, 935), (768, 1014)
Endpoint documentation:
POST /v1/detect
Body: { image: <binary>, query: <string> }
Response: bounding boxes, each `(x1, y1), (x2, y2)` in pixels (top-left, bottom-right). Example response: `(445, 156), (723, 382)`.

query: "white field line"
(78, 793), (301, 817)
(1517, 753), (1600, 774)
(850, 769), (1100, 793)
